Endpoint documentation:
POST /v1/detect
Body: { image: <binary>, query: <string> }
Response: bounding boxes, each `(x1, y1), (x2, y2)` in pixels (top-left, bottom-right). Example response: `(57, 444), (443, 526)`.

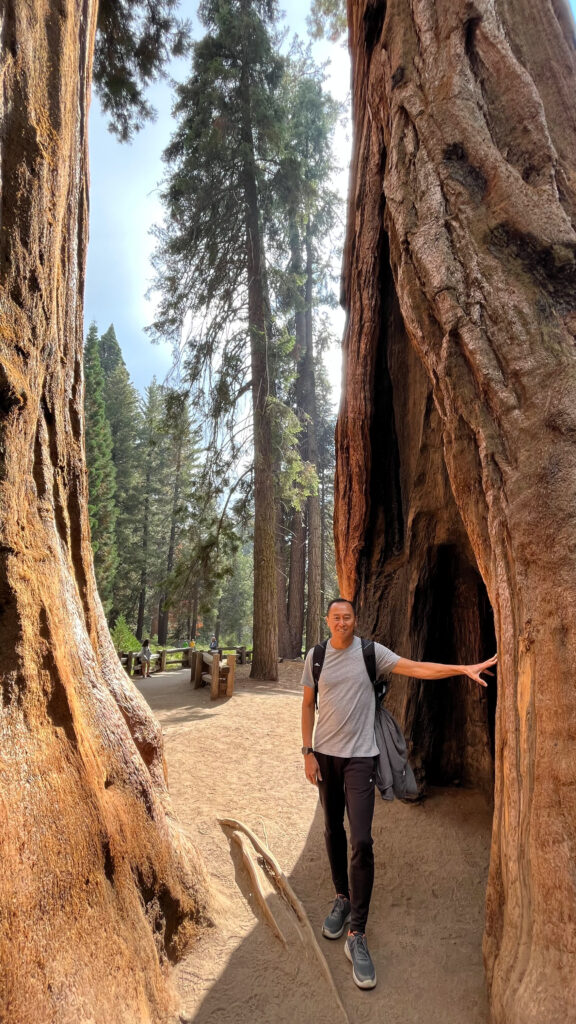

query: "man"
(301, 597), (496, 990)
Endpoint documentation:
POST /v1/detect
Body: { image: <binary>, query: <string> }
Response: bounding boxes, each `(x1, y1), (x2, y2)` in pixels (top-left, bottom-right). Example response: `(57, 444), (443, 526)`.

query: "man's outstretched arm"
(391, 653), (497, 688)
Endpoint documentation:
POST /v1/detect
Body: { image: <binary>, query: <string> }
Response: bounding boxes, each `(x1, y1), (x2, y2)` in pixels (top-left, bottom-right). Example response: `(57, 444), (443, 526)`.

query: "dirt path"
(137, 663), (492, 1024)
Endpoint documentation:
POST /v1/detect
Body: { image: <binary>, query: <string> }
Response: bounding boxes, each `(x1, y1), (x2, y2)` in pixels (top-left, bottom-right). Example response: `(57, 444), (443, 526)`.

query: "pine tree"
(98, 323), (143, 618)
(135, 380), (173, 639)
(97, 324), (144, 622)
(219, 542), (254, 645)
(93, 0), (191, 141)
(156, 390), (201, 645)
(272, 57), (341, 651)
(151, 0), (287, 679)
(84, 323), (118, 612)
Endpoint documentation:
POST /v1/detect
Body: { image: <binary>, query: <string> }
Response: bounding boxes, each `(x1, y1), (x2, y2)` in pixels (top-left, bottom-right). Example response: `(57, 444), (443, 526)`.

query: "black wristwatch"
(301, 746), (314, 755)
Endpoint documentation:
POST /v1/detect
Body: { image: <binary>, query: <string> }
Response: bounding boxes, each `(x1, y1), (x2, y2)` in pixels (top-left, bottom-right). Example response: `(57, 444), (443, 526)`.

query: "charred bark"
(0, 4), (210, 1022)
(339, 1), (576, 1020)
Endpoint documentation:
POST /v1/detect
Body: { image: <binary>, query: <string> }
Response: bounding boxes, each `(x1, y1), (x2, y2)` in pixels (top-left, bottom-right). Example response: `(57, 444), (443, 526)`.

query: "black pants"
(315, 753), (376, 934)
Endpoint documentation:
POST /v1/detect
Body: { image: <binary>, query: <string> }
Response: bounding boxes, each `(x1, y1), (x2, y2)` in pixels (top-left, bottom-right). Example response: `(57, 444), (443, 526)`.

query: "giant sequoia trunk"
(0, 5), (210, 1022)
(337, 1), (576, 1021)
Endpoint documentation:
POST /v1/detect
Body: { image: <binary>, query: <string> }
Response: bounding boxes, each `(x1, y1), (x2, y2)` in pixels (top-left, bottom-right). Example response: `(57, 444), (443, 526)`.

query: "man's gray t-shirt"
(301, 636), (400, 757)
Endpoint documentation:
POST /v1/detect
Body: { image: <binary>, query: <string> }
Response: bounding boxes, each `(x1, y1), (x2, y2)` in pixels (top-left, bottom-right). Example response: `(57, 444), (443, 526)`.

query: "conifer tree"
(135, 379), (173, 639)
(156, 390), (201, 645)
(84, 323), (118, 612)
(93, 0), (191, 141)
(98, 324), (143, 622)
(151, 0), (286, 679)
(273, 58), (341, 651)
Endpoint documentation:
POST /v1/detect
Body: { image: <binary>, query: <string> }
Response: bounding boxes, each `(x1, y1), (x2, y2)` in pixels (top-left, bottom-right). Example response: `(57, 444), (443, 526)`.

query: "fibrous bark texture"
(0, 4), (210, 1022)
(337, 1), (576, 1022)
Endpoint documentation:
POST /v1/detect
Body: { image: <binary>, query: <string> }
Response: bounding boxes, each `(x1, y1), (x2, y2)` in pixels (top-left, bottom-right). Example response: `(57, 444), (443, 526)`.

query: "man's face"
(326, 602), (356, 644)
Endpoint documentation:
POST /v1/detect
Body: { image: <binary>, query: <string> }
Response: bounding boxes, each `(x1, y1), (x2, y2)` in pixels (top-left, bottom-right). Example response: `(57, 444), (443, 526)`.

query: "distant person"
(139, 639), (152, 678)
(209, 635), (218, 652)
(189, 639), (196, 650)
(300, 597), (496, 991)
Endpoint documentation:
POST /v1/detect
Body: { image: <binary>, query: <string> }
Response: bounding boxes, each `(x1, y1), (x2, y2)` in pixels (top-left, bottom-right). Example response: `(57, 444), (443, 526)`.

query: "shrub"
(111, 613), (140, 653)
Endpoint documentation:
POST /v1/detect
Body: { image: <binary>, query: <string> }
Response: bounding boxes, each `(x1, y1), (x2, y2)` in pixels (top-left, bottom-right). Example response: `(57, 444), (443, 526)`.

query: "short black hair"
(143, 639), (150, 646)
(326, 597), (356, 615)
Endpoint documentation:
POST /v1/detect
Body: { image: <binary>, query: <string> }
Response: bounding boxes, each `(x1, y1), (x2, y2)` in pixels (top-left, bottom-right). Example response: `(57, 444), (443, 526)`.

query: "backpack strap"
(361, 636), (388, 708)
(312, 639), (328, 710)
(360, 637), (376, 683)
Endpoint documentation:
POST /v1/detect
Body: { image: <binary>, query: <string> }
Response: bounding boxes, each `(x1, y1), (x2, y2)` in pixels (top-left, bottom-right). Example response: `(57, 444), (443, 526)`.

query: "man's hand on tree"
(463, 653), (498, 688)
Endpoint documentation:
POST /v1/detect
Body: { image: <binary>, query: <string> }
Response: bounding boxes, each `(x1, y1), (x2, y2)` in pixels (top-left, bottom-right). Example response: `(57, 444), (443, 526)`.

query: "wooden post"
(159, 649), (167, 672)
(226, 655), (236, 697)
(194, 651), (203, 689)
(126, 652), (134, 676)
(210, 653), (220, 701)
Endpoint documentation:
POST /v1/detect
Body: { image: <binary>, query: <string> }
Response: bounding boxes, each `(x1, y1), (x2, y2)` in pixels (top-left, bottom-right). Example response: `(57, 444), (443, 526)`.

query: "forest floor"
(136, 663), (493, 1024)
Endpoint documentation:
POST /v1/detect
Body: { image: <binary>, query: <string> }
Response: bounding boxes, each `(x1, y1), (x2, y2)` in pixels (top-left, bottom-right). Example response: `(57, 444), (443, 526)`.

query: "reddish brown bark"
(0, 4), (210, 1021)
(338, 1), (576, 1021)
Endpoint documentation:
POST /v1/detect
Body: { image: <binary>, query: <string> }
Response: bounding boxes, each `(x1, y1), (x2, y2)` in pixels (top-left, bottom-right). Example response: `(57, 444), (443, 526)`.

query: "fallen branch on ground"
(230, 830), (287, 945)
(219, 817), (350, 1024)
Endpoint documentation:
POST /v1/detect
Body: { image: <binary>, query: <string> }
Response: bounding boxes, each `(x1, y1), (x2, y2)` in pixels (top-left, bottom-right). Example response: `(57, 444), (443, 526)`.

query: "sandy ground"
(136, 663), (493, 1024)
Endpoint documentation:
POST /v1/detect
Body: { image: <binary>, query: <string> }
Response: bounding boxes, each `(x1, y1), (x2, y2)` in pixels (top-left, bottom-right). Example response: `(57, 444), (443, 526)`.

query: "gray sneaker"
(321, 895), (351, 939)
(345, 932), (377, 988)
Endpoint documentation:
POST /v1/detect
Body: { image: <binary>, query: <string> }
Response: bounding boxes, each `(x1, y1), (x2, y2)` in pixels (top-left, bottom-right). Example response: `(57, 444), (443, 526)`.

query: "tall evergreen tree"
(98, 324), (143, 622)
(151, 0), (287, 679)
(272, 57), (341, 652)
(135, 379), (173, 639)
(156, 390), (201, 645)
(84, 323), (118, 612)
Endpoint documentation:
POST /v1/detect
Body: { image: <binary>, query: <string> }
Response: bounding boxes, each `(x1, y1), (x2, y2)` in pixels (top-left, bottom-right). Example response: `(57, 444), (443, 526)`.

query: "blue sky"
(85, 1), (576, 396)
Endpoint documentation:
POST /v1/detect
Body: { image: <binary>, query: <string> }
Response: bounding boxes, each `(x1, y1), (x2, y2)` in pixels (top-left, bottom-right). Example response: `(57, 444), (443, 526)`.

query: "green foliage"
(219, 542), (254, 645)
(84, 323), (118, 611)
(98, 325), (144, 622)
(268, 396), (317, 509)
(150, 0), (285, 359)
(272, 52), (342, 321)
(307, 0), (347, 42)
(110, 614), (141, 653)
(93, 0), (191, 141)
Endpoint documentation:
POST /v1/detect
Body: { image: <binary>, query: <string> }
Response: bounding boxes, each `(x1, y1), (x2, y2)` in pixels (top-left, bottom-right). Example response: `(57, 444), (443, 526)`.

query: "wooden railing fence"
(119, 645), (252, 677)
